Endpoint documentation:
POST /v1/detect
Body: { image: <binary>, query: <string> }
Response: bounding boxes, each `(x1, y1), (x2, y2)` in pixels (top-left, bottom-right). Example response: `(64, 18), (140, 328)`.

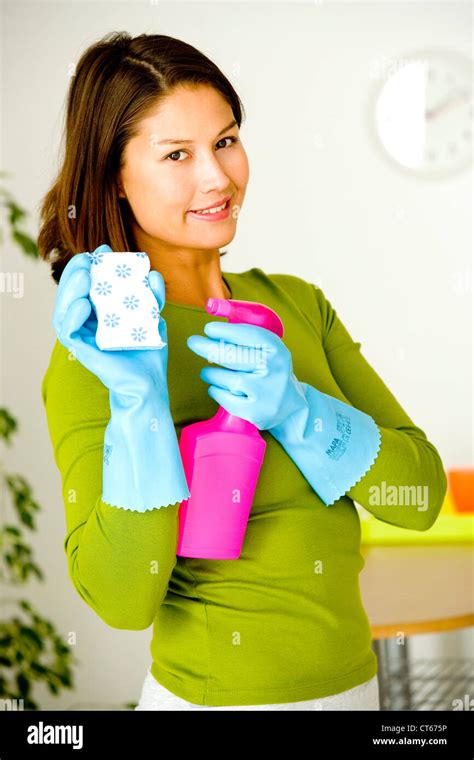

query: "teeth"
(194, 201), (227, 215)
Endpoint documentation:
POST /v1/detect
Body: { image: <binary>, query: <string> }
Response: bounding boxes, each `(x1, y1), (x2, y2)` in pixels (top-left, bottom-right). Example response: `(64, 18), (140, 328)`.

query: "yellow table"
(359, 488), (474, 547)
(358, 490), (474, 709)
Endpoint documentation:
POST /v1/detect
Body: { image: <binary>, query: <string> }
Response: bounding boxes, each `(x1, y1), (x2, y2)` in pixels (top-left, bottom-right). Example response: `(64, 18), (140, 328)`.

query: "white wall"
(1, 0), (472, 709)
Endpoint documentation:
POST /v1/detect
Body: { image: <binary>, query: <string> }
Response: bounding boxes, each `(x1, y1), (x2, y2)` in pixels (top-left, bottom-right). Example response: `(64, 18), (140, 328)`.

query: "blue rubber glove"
(53, 244), (190, 512)
(187, 320), (381, 506)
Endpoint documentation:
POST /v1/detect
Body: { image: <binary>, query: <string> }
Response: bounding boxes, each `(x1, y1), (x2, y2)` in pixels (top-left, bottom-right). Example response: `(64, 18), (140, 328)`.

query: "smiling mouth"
(189, 197), (231, 214)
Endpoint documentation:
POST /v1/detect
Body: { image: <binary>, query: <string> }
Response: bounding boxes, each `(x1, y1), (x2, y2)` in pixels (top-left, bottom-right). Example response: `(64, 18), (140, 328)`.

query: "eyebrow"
(155, 119), (238, 145)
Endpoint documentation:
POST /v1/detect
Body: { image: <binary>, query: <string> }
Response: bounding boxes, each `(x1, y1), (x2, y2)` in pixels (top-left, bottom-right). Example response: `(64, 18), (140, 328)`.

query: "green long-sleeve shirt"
(41, 267), (447, 706)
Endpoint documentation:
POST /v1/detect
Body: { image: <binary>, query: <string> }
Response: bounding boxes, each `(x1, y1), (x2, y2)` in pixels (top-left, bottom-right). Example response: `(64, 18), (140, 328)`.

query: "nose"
(194, 150), (231, 192)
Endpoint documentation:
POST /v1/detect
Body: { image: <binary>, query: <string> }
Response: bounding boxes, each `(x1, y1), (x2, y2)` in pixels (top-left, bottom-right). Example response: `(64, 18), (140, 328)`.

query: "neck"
(132, 228), (231, 309)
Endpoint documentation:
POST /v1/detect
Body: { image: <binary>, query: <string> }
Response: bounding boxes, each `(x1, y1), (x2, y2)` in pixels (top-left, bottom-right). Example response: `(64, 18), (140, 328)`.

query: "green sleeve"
(311, 286), (447, 531)
(41, 342), (180, 630)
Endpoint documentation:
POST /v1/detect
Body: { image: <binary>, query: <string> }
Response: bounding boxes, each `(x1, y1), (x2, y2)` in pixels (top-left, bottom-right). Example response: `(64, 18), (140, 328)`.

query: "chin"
(185, 226), (237, 247)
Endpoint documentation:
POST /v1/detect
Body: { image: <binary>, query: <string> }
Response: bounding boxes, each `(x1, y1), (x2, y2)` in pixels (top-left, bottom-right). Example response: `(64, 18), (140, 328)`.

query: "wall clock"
(371, 49), (472, 178)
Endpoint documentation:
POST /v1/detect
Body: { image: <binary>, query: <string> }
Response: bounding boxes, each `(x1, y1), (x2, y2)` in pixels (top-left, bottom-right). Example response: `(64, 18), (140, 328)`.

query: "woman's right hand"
(53, 246), (171, 403)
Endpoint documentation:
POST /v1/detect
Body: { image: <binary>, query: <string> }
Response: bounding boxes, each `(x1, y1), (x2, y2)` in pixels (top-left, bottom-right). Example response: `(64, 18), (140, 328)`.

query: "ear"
(116, 173), (126, 199)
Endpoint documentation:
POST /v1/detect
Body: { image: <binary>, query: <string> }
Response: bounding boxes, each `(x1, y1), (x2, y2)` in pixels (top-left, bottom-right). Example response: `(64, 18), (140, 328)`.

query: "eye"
(215, 136), (238, 150)
(165, 150), (187, 162)
(165, 135), (239, 162)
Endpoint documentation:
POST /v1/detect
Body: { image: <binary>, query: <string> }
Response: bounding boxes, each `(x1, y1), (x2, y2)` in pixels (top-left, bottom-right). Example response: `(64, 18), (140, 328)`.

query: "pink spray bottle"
(176, 298), (284, 560)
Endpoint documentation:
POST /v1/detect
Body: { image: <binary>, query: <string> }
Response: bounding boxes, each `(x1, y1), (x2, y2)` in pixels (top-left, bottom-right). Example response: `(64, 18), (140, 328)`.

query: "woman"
(39, 32), (447, 710)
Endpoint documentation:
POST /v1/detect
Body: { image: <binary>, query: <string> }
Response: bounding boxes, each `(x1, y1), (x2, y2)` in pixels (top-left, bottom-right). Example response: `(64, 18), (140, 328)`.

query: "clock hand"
(425, 90), (471, 120)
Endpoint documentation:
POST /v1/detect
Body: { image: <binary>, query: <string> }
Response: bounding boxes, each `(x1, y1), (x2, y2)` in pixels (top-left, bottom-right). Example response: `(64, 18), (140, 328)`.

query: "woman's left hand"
(186, 321), (307, 430)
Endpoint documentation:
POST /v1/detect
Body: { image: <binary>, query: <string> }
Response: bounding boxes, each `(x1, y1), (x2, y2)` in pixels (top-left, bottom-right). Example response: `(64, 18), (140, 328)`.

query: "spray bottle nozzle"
(205, 297), (284, 338)
(206, 298), (231, 317)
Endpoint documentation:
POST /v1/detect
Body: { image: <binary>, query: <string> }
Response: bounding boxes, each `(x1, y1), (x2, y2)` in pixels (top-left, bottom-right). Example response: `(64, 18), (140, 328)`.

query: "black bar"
(0, 708), (472, 757)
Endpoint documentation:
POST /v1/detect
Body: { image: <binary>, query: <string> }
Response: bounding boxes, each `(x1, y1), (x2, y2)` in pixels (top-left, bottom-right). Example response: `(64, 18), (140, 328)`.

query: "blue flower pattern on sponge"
(123, 295), (140, 310)
(88, 251), (166, 351)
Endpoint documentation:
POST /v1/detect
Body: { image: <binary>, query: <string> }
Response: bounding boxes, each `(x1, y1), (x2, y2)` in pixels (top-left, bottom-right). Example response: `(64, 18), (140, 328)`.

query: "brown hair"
(38, 31), (246, 284)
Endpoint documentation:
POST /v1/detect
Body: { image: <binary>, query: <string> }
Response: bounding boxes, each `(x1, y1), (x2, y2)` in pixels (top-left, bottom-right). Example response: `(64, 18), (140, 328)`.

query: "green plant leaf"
(28, 564), (44, 582)
(5, 474), (41, 529)
(57, 672), (72, 687)
(4, 526), (21, 536)
(16, 672), (30, 696)
(20, 626), (43, 650)
(0, 408), (17, 442)
(11, 229), (38, 259)
(7, 201), (26, 227)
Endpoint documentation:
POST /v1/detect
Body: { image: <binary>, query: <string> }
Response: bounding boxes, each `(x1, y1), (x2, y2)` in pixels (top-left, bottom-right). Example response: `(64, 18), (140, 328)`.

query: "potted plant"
(0, 174), (137, 710)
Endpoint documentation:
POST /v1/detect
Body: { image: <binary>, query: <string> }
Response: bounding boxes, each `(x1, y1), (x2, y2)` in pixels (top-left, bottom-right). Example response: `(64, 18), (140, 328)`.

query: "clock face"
(373, 50), (472, 177)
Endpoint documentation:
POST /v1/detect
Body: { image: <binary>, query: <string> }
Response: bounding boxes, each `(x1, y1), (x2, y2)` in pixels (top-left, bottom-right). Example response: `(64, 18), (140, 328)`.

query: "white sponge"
(88, 250), (166, 351)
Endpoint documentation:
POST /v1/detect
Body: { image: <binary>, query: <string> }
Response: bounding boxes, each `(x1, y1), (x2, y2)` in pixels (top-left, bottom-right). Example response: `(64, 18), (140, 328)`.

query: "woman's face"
(117, 84), (249, 252)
